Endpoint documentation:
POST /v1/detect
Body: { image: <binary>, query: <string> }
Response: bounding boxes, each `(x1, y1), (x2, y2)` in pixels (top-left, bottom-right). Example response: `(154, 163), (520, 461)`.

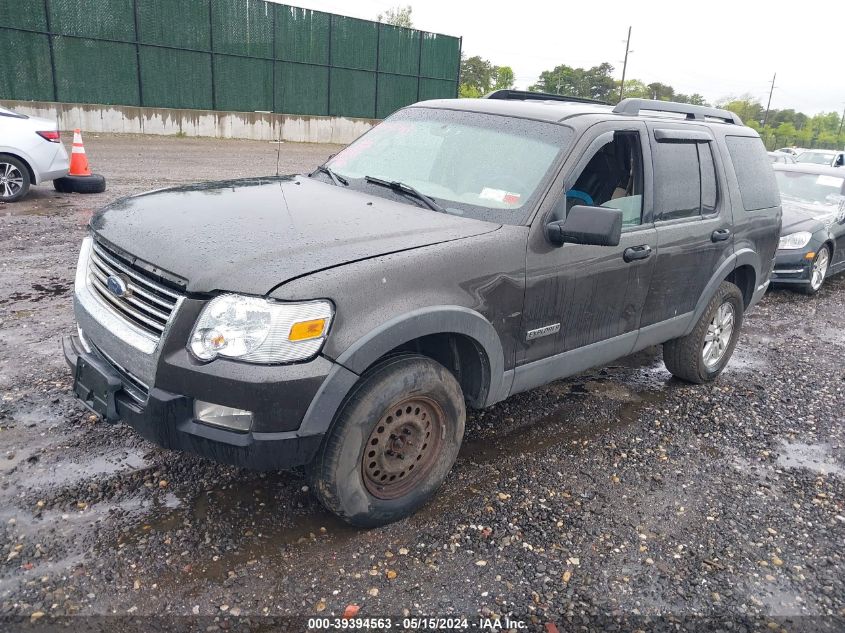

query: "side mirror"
(546, 205), (623, 247)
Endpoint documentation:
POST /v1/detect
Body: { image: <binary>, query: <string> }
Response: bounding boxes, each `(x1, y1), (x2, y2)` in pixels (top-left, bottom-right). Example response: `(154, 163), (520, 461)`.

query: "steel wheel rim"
(0, 162), (24, 199)
(811, 248), (829, 290)
(362, 396), (445, 500)
(702, 301), (734, 369)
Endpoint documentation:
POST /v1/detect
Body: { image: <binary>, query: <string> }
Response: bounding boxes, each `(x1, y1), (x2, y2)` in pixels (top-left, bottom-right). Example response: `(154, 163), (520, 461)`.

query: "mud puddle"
(460, 378), (668, 465)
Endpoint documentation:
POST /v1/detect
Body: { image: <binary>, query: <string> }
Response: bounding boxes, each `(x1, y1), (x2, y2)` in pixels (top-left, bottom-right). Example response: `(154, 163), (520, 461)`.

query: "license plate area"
(73, 355), (123, 422)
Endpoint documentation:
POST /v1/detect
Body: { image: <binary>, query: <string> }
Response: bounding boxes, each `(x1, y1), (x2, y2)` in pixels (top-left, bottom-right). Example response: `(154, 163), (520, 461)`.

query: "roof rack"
(613, 98), (742, 125)
(484, 89), (610, 106)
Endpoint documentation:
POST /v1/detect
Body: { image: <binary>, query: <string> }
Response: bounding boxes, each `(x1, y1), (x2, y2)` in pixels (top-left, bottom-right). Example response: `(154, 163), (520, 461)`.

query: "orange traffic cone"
(54, 129), (106, 194)
(69, 129), (92, 176)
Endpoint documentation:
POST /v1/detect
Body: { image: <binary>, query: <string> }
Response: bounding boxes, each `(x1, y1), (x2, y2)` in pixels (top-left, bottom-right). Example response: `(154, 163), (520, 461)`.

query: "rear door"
(639, 124), (734, 328)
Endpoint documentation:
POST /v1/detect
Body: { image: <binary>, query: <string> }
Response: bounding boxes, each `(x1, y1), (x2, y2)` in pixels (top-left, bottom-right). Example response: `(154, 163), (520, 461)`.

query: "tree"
(530, 63), (616, 102)
(717, 95), (764, 125)
(646, 82), (674, 101)
(459, 55), (514, 97)
(493, 66), (515, 90)
(377, 5), (413, 28)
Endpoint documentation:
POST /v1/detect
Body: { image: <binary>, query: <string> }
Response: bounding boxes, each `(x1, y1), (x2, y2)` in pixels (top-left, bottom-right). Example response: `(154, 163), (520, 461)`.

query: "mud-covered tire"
(309, 354), (465, 527)
(663, 281), (744, 384)
(0, 154), (31, 202)
(53, 173), (106, 194)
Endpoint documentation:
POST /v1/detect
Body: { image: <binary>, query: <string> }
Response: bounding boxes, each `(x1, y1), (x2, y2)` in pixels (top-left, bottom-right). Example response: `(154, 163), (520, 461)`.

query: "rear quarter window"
(725, 136), (780, 210)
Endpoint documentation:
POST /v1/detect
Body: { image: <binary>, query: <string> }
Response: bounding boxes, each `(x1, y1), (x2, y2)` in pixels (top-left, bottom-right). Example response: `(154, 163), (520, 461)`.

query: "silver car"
(0, 105), (69, 202)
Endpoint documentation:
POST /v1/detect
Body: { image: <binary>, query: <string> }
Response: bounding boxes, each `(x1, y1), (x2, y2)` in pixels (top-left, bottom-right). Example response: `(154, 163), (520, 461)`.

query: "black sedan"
(771, 164), (845, 294)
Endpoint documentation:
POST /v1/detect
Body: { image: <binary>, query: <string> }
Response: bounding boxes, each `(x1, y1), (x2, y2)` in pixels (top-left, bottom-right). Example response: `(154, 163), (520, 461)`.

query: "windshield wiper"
(364, 176), (447, 214)
(314, 165), (348, 186)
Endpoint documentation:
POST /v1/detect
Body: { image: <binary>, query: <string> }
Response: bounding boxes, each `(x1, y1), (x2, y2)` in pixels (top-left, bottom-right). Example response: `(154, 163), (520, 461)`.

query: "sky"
(279, 0), (844, 116)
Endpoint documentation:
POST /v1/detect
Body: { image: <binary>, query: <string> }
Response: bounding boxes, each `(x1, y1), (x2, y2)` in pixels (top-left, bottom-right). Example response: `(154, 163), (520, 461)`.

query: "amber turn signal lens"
(288, 318), (326, 341)
(804, 252), (816, 260)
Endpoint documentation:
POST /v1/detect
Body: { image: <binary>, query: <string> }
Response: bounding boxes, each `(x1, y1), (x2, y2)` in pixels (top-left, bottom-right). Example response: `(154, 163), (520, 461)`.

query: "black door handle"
(623, 245), (652, 262)
(711, 228), (731, 242)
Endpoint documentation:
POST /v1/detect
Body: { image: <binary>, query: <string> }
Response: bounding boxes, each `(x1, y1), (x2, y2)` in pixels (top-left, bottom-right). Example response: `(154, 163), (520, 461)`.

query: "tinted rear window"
(725, 136), (780, 211)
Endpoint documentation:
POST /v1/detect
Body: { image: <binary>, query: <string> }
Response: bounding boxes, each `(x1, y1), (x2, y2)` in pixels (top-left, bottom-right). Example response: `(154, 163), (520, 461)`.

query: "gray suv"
(64, 94), (782, 526)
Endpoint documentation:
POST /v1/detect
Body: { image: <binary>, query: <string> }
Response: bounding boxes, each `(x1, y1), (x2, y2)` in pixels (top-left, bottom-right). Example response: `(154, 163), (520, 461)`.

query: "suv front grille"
(87, 240), (182, 339)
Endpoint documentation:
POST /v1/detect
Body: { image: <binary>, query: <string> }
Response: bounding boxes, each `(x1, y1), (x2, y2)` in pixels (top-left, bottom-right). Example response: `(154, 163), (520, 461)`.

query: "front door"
(516, 121), (657, 387)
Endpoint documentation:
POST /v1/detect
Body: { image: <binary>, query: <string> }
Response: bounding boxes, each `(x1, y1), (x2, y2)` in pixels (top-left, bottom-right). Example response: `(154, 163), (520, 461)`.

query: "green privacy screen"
(0, 0), (461, 120)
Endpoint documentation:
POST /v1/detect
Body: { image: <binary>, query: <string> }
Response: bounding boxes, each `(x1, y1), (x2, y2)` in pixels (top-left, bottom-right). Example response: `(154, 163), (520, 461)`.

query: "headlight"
(189, 294), (333, 363)
(778, 231), (813, 250)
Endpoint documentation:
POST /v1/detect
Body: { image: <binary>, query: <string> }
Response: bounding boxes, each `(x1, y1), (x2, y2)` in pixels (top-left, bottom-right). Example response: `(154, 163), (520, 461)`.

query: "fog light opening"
(194, 400), (253, 433)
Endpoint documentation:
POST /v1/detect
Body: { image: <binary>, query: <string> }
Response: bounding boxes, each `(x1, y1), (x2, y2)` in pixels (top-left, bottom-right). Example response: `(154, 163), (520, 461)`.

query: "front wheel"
(663, 281), (744, 384)
(309, 354), (465, 527)
(799, 245), (830, 295)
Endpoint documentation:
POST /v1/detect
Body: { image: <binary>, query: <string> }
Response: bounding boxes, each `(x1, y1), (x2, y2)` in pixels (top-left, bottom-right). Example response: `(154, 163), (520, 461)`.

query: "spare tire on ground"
(54, 174), (106, 194)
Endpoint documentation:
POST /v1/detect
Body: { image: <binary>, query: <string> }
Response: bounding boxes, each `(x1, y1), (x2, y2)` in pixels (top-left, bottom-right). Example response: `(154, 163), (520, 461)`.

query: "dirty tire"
(663, 281), (744, 384)
(53, 173), (106, 194)
(0, 154), (31, 202)
(309, 354), (465, 528)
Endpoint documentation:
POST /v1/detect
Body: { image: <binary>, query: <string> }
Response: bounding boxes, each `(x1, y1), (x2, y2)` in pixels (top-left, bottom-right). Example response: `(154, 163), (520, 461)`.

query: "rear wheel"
(663, 281), (744, 384)
(800, 245), (830, 295)
(0, 155), (30, 202)
(309, 354), (465, 527)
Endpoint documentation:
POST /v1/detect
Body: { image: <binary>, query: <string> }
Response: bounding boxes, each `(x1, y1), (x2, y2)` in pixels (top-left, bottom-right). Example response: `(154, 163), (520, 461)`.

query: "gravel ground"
(0, 134), (843, 632)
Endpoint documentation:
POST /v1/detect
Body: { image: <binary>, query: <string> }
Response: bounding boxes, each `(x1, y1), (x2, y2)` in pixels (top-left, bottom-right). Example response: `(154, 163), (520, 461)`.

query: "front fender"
(296, 306), (506, 438)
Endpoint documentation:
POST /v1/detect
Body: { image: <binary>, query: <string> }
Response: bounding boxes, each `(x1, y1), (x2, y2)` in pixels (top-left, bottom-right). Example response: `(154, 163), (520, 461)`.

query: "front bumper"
(63, 334), (326, 470)
(770, 249), (813, 286)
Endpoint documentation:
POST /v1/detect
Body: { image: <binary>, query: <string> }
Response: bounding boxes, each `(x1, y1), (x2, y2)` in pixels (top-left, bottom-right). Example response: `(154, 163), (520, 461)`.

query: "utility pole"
(763, 72), (777, 127)
(618, 26), (632, 102)
(838, 103), (845, 137)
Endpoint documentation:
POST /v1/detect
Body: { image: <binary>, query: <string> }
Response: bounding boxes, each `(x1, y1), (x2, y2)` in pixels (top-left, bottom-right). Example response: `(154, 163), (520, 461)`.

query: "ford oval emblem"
(106, 274), (131, 298)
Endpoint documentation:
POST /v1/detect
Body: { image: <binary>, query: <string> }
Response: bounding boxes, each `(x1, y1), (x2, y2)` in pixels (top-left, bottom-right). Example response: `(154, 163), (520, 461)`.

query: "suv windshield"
(326, 107), (571, 224)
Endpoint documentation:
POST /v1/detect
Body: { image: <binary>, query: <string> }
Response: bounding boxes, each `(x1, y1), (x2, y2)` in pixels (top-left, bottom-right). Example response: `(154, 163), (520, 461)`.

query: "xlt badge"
(526, 323), (560, 341)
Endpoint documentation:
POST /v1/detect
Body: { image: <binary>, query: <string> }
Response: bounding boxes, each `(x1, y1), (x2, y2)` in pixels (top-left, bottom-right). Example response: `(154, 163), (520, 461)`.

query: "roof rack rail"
(484, 89), (609, 105)
(613, 98), (742, 125)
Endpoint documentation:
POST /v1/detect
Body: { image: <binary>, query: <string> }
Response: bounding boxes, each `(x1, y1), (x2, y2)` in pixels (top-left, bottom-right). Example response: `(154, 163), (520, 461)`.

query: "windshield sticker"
(480, 188), (521, 204)
(816, 175), (844, 188)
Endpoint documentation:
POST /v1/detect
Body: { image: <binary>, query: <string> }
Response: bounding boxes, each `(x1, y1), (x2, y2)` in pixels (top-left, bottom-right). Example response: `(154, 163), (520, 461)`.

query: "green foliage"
(530, 63), (616, 102)
(377, 5), (413, 28)
(459, 55), (514, 97)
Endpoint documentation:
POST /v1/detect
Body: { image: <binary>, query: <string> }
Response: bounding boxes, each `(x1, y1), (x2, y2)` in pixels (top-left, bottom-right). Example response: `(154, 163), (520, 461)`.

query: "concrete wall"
(0, 101), (377, 144)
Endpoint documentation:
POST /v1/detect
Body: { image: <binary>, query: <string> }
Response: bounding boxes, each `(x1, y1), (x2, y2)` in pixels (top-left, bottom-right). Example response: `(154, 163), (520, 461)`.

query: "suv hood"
(91, 176), (501, 295)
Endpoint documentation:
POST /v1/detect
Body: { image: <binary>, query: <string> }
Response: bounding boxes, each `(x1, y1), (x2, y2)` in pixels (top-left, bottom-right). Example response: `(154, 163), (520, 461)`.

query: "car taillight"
(36, 130), (61, 143)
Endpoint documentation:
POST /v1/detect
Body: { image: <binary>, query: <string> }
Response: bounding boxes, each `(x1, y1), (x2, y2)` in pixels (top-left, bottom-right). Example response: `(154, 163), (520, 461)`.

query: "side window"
(699, 143), (718, 214)
(724, 136), (780, 211)
(653, 142), (700, 220)
(566, 131), (644, 227)
(653, 137), (720, 220)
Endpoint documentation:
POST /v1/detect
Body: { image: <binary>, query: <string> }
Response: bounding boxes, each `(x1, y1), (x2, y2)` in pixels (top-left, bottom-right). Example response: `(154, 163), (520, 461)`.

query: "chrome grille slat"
(88, 265), (172, 322)
(89, 256), (175, 310)
(85, 240), (183, 339)
(91, 242), (181, 300)
(89, 276), (166, 332)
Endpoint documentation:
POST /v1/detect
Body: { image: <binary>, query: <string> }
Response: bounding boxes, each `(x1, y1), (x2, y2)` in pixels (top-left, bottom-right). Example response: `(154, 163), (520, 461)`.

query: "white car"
(795, 149), (845, 168)
(0, 105), (69, 202)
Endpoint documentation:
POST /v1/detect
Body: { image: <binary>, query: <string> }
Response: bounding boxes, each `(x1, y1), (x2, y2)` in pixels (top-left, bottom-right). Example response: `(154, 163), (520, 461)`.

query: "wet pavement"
(1, 134), (844, 631)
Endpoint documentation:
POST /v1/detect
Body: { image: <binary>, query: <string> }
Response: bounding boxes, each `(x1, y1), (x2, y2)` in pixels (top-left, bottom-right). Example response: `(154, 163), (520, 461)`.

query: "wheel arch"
(684, 249), (759, 336)
(0, 151), (36, 186)
(297, 306), (506, 438)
